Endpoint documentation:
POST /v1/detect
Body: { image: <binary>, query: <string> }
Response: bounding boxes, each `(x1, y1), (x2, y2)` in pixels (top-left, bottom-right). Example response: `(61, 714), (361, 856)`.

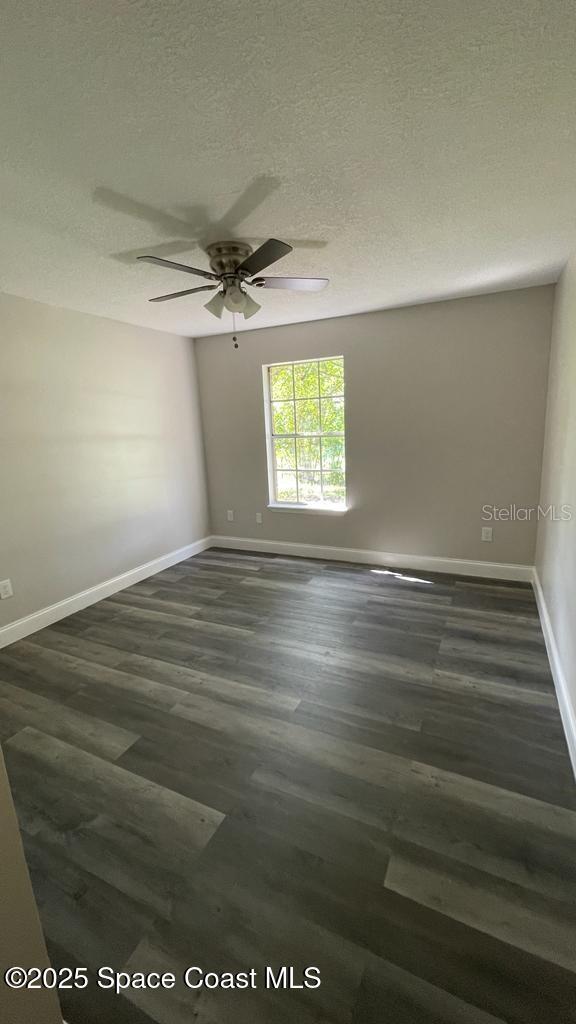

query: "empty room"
(1, 2), (576, 1022)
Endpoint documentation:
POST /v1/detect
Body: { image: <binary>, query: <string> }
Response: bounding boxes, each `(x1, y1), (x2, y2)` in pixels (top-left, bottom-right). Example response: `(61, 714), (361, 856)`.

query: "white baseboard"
(0, 537), (212, 650)
(532, 569), (576, 779)
(208, 534), (534, 582)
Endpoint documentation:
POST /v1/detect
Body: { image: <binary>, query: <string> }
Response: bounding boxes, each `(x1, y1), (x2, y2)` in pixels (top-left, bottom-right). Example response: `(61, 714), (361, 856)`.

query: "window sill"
(267, 502), (348, 516)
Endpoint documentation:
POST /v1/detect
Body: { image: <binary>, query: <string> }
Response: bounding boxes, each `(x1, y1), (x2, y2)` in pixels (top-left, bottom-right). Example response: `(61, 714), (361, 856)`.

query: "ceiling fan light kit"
(203, 291), (225, 319)
(241, 291), (262, 319)
(137, 238), (329, 321)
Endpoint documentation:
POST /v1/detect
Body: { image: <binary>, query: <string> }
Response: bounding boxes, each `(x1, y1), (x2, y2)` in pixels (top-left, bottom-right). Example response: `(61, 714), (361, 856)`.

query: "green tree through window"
(266, 357), (346, 506)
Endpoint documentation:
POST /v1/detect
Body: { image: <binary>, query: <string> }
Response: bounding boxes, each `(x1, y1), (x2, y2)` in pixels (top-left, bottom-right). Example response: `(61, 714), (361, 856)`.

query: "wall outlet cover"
(226, 510), (234, 522)
(481, 526), (493, 542)
(0, 579), (14, 600)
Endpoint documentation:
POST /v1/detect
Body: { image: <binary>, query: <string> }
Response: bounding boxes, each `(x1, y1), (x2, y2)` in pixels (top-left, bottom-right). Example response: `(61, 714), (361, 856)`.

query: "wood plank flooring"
(1, 549), (576, 1023)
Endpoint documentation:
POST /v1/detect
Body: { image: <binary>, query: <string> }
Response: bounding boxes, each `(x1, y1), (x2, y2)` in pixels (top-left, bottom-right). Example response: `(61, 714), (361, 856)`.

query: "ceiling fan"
(138, 239), (328, 320)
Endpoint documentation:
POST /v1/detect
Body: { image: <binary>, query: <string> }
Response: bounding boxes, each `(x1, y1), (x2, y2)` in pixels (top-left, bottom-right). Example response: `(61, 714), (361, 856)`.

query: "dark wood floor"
(1, 549), (576, 1023)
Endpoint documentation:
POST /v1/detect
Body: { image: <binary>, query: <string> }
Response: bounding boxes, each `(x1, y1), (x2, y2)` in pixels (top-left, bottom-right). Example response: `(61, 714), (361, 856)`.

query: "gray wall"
(0, 747), (61, 1023)
(0, 292), (208, 628)
(196, 286), (553, 566)
(536, 258), (576, 764)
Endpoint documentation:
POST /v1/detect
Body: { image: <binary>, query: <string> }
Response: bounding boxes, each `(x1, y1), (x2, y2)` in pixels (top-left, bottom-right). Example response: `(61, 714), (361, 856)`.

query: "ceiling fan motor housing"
(205, 241), (253, 280)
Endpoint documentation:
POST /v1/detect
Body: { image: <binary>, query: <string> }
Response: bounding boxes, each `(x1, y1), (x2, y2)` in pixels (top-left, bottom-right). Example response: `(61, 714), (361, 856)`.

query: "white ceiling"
(1, 0), (576, 338)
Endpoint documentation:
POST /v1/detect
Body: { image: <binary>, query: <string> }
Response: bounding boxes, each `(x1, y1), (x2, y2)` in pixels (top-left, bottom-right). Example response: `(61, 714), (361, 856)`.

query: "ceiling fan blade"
(149, 285), (217, 303)
(237, 238), (293, 277)
(138, 255), (218, 281)
(251, 276), (329, 291)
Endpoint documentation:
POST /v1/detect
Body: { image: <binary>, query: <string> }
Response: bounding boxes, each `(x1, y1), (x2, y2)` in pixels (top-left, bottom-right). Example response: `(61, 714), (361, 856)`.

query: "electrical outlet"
(226, 509), (234, 522)
(481, 526), (493, 542)
(0, 578), (14, 600)
(256, 512), (263, 525)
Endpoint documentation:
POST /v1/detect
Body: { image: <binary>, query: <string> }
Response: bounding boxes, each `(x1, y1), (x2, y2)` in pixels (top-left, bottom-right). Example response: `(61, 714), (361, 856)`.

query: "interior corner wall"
(535, 257), (576, 769)
(0, 292), (209, 630)
(195, 286), (554, 566)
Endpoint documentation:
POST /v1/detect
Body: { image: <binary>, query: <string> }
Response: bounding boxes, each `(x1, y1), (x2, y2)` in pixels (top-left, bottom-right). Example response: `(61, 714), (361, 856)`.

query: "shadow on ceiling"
(93, 175), (327, 265)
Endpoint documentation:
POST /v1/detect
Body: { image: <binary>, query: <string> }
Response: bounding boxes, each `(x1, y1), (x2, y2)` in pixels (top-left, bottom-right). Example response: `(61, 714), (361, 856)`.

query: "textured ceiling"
(1, 0), (576, 338)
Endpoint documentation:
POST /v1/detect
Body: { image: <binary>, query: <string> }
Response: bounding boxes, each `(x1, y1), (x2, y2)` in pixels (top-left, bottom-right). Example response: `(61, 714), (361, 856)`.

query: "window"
(264, 356), (346, 509)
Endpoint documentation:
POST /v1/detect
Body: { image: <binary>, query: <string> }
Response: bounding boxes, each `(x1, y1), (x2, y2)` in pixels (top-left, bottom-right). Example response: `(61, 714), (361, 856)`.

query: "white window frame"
(262, 356), (347, 514)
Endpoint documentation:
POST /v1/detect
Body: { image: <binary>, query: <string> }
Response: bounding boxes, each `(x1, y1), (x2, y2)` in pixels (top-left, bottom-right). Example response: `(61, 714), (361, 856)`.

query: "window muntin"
(266, 357), (346, 507)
